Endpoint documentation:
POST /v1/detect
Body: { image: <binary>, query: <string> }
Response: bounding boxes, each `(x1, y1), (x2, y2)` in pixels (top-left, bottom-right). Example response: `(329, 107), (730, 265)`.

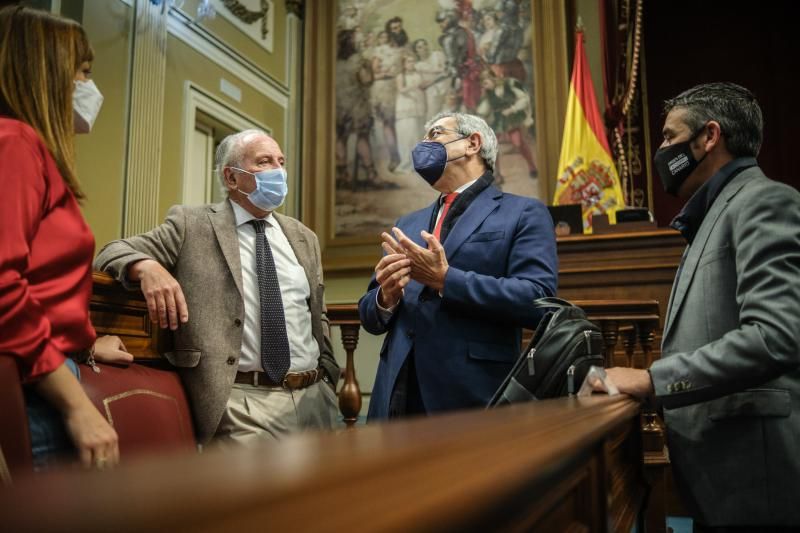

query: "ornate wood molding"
(285, 0), (303, 19)
(222, 0), (270, 39)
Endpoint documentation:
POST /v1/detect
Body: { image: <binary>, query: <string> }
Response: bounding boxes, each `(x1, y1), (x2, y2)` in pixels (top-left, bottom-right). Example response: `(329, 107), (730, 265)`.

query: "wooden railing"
(328, 299), (661, 426)
(90, 272), (168, 359)
(90, 272), (662, 429)
(572, 299), (660, 368)
(0, 396), (649, 532)
(84, 275), (668, 532)
(327, 299), (669, 533)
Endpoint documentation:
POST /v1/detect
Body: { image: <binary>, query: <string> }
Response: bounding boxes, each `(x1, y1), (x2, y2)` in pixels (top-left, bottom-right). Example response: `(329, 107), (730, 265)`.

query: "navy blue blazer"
(359, 183), (558, 419)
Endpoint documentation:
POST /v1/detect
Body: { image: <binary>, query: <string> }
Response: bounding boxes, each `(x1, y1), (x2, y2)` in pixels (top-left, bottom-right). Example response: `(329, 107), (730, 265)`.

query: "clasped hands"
(376, 227), (449, 308)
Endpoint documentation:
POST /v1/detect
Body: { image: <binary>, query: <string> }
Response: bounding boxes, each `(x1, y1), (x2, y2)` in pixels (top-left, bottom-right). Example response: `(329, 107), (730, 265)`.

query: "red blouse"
(0, 117), (96, 381)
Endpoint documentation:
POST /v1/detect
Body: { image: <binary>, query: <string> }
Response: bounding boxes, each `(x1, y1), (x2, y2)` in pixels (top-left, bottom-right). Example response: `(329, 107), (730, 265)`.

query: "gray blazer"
(94, 201), (339, 444)
(650, 167), (800, 526)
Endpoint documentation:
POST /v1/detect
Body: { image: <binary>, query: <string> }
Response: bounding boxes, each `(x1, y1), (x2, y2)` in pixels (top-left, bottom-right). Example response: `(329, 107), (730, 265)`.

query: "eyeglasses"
(422, 126), (461, 141)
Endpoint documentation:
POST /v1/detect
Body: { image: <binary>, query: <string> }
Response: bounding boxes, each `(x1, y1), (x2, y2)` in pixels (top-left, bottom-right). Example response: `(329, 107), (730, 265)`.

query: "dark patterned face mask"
(653, 125), (708, 195)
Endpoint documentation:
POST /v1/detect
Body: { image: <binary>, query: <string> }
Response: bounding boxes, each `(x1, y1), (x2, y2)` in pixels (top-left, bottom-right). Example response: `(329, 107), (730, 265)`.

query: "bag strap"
(533, 297), (575, 310)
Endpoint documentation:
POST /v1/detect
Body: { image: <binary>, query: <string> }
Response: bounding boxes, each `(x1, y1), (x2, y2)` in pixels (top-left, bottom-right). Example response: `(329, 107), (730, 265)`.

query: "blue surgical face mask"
(230, 166), (288, 211)
(411, 137), (467, 185)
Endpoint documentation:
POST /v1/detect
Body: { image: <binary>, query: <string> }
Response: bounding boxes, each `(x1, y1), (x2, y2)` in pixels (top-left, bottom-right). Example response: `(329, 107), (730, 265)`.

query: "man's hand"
(374, 243), (411, 309)
(390, 227), (449, 292)
(593, 367), (654, 399)
(93, 335), (134, 365)
(128, 259), (188, 330)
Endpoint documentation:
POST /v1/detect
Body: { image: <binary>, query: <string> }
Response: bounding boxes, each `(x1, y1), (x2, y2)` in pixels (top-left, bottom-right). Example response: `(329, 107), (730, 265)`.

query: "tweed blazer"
(650, 167), (800, 526)
(94, 201), (338, 444)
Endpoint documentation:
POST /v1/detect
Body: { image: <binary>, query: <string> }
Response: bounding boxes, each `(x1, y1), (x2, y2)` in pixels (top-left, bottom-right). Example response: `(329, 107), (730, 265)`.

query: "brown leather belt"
(235, 368), (322, 390)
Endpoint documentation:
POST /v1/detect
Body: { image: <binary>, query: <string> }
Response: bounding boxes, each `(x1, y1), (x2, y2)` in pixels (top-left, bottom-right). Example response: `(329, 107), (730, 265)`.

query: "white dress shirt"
(230, 200), (320, 373)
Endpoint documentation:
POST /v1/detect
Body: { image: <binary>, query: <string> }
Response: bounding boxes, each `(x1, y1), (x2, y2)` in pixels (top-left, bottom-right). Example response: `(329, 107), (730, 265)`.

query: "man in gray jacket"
(600, 83), (800, 530)
(95, 130), (340, 447)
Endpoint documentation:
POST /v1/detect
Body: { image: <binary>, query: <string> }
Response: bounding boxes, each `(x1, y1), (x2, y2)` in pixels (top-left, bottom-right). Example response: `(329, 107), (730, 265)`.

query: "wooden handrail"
(90, 272), (168, 359)
(0, 396), (647, 532)
(89, 274), (661, 422)
(86, 275), (667, 532)
(325, 298), (667, 533)
(325, 300), (661, 419)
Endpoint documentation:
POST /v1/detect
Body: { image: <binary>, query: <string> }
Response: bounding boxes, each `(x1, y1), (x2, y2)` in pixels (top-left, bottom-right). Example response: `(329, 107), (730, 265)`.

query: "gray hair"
(424, 112), (498, 171)
(214, 129), (271, 194)
(664, 82), (763, 157)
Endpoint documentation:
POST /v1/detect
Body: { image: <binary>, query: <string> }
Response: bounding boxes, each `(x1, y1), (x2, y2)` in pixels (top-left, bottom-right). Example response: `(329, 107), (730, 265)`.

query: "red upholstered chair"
(79, 362), (197, 457)
(0, 356), (195, 479)
(0, 355), (33, 482)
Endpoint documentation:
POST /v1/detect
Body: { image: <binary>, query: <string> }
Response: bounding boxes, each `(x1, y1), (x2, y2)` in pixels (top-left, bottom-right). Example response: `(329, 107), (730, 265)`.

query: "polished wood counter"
(0, 396), (649, 533)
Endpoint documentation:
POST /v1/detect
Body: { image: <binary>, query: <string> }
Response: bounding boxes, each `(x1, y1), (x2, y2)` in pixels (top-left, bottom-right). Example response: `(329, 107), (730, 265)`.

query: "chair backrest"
(80, 362), (196, 457)
(0, 355), (33, 481)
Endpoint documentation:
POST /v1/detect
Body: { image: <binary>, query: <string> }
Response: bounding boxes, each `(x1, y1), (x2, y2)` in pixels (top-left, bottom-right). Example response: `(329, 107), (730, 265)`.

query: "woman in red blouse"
(0, 6), (129, 469)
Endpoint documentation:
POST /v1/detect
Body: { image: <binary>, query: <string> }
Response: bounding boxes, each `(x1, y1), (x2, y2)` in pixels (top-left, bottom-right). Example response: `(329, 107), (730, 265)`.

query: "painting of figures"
(334, 0), (539, 237)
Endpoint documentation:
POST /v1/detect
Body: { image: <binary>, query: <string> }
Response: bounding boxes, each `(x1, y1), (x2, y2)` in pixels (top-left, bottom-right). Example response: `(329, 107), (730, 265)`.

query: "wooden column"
(623, 326), (638, 368)
(639, 321), (657, 367)
(123, 0), (167, 236)
(326, 304), (362, 427)
(601, 320), (620, 367)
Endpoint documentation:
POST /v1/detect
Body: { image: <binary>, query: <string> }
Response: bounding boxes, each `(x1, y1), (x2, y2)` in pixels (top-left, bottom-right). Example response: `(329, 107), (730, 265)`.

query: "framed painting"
(303, 0), (570, 273)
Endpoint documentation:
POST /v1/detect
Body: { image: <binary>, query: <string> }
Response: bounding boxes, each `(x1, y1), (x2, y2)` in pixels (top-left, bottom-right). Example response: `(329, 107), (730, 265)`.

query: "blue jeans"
(24, 359), (80, 470)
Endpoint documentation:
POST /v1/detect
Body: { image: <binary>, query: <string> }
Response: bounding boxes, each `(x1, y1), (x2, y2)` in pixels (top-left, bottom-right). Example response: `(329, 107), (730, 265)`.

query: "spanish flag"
(553, 29), (625, 232)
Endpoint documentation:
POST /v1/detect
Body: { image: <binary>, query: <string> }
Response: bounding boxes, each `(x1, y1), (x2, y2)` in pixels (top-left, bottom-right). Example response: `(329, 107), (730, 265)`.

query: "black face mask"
(653, 126), (708, 196)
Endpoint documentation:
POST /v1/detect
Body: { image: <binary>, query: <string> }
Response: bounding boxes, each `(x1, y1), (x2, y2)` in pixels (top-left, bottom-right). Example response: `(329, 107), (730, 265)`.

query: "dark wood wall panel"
(557, 229), (685, 359)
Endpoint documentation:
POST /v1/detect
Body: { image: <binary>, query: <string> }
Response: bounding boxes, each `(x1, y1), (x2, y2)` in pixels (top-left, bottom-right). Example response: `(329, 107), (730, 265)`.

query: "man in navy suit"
(359, 112), (558, 419)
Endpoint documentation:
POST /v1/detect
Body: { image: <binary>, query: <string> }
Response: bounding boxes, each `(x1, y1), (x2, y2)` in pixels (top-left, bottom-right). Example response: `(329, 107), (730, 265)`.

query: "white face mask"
(73, 79), (104, 134)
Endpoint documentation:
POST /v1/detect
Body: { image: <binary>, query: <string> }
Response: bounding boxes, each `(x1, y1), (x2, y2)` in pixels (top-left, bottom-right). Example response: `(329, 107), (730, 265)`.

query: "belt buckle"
(281, 369), (318, 390)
